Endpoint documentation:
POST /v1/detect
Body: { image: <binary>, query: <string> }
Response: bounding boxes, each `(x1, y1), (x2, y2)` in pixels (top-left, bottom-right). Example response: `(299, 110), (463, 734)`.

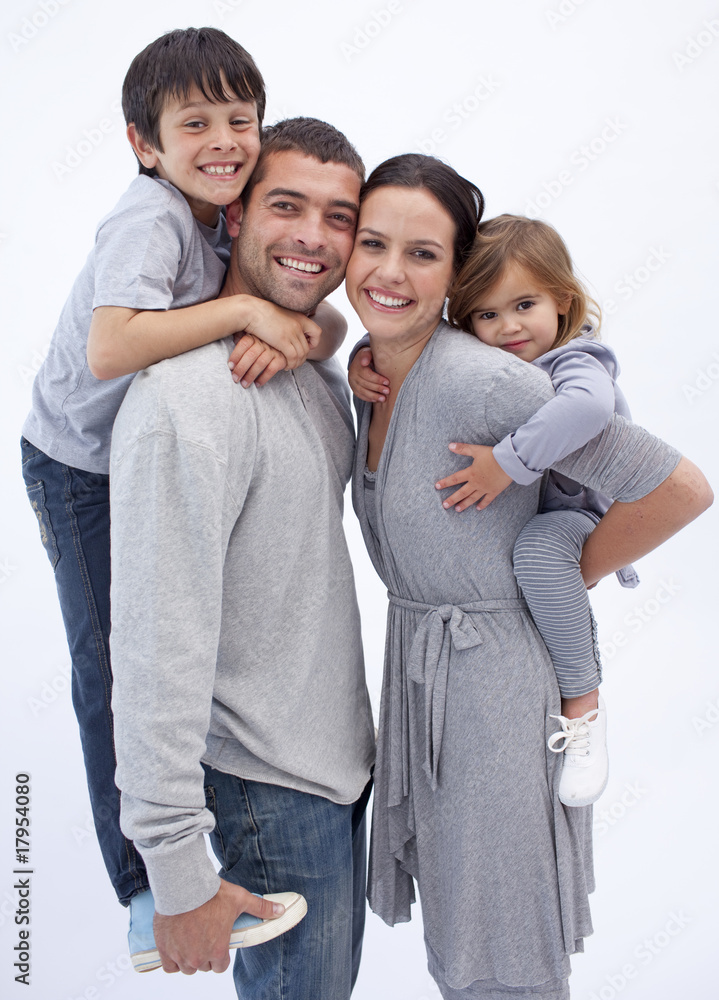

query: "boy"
(20, 27), (329, 953)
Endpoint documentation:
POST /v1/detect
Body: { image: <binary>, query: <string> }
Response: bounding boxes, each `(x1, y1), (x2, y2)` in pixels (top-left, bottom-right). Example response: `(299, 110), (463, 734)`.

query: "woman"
(345, 155), (711, 999)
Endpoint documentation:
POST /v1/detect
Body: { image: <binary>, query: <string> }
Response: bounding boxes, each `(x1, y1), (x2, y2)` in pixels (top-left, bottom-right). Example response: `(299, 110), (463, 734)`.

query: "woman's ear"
(225, 198), (244, 238)
(126, 124), (160, 170)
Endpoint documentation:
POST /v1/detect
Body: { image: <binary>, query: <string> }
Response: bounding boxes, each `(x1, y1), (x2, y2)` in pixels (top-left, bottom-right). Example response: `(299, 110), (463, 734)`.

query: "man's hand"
(348, 347), (389, 402)
(240, 297), (321, 370)
(435, 443), (513, 511)
(228, 333), (288, 387)
(154, 879), (282, 975)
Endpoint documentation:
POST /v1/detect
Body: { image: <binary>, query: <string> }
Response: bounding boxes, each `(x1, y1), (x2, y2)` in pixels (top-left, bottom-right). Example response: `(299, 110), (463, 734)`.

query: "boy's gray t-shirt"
(22, 175), (229, 473)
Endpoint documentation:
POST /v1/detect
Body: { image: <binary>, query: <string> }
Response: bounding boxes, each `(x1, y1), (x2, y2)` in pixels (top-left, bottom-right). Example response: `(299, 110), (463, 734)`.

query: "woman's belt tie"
(387, 593), (528, 791)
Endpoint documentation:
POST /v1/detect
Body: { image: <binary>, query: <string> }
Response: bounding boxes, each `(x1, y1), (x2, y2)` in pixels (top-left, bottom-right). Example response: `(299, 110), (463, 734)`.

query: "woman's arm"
(579, 456), (713, 587)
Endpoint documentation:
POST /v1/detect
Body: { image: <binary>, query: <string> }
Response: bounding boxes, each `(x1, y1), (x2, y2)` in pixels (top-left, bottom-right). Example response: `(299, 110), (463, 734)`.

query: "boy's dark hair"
(122, 27), (266, 176)
(241, 117), (365, 204)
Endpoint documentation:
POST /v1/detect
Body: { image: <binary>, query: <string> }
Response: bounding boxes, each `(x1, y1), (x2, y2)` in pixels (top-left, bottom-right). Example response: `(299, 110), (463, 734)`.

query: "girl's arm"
(435, 345), (618, 510)
(87, 296), (321, 381)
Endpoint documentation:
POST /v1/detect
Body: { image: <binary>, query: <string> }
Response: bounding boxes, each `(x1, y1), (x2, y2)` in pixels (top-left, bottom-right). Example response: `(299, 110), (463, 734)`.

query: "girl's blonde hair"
(448, 214), (601, 349)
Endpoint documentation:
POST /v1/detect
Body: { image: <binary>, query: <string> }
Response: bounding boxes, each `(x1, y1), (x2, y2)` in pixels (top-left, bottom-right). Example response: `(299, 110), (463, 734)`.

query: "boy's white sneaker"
(547, 696), (608, 807)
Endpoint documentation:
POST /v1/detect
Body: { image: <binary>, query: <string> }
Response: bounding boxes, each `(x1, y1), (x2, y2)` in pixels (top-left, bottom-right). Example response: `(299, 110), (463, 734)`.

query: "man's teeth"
(201, 164), (238, 175)
(368, 290), (411, 308)
(278, 258), (323, 273)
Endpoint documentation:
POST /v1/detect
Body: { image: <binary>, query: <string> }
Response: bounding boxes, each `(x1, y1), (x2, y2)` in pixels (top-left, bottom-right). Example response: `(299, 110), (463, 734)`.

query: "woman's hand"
(348, 347), (389, 402)
(435, 443), (513, 511)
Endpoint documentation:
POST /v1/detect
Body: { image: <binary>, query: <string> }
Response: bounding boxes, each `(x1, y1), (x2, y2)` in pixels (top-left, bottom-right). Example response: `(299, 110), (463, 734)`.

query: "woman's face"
(345, 185), (456, 348)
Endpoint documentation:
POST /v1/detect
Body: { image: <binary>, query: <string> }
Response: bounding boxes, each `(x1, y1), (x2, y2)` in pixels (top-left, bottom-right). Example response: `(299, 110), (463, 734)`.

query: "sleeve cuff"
(493, 437), (542, 486)
(142, 833), (221, 915)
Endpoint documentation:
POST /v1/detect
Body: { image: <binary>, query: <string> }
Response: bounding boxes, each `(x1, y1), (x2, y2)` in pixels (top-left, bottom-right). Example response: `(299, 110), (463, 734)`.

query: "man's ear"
(126, 124), (160, 170)
(225, 198), (244, 238)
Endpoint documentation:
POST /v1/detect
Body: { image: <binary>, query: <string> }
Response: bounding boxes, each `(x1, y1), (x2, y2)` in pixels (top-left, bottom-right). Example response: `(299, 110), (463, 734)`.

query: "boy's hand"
(435, 443), (513, 512)
(348, 347), (389, 402)
(229, 334), (287, 387)
(240, 297), (321, 370)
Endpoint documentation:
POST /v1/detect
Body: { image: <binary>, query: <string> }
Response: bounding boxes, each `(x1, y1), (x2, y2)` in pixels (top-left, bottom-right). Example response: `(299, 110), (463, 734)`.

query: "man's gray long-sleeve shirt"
(110, 339), (375, 915)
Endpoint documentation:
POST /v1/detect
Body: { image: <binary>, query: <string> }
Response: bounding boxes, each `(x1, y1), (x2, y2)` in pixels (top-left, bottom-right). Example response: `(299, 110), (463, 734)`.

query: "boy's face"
(128, 83), (261, 227)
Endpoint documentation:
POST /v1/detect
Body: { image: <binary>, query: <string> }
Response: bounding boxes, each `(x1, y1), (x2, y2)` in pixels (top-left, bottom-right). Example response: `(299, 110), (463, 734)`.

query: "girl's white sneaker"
(547, 696), (608, 807)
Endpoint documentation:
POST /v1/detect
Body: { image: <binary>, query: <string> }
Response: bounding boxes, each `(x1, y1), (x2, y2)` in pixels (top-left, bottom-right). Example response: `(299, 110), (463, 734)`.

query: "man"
(110, 119), (375, 999)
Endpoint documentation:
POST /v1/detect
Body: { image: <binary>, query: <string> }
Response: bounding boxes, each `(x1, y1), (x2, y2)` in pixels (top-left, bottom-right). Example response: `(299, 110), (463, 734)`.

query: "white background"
(1, 1), (718, 998)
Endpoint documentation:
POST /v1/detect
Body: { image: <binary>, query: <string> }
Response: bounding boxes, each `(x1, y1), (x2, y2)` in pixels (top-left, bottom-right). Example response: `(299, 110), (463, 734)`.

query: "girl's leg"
(513, 510), (607, 807)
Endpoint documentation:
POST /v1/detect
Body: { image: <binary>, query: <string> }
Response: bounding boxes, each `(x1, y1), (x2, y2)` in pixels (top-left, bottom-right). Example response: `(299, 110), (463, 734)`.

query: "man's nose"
(294, 213), (328, 251)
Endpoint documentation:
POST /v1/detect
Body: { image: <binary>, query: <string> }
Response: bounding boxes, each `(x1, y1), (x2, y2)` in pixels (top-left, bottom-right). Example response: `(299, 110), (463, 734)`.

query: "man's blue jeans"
(21, 437), (148, 904)
(204, 765), (370, 1000)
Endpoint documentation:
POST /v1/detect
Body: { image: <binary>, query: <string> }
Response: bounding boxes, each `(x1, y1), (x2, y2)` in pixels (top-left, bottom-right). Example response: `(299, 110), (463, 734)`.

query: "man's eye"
(272, 201), (295, 212)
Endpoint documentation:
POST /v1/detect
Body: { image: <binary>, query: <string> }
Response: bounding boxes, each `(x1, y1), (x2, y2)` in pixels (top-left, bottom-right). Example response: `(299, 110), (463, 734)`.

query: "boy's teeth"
(202, 164), (237, 175)
(278, 258), (323, 273)
(368, 290), (411, 308)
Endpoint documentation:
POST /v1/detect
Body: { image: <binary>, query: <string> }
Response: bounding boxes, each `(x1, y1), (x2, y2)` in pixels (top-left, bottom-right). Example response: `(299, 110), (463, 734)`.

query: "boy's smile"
(128, 83), (260, 227)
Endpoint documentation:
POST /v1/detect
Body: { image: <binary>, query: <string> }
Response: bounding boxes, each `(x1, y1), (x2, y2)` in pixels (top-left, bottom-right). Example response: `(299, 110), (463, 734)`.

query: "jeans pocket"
(24, 479), (60, 569)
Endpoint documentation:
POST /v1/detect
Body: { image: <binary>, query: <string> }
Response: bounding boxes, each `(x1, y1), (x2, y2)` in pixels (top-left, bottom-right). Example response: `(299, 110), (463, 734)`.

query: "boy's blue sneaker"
(129, 886), (308, 972)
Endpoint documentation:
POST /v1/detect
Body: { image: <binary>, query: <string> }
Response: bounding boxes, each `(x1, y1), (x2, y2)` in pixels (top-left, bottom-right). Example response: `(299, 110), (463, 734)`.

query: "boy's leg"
(21, 437), (148, 904)
(204, 765), (369, 1000)
(513, 510), (600, 701)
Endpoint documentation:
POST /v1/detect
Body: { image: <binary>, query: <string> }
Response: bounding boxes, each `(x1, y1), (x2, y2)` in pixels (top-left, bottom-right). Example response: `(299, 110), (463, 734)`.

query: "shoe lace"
(547, 706), (599, 756)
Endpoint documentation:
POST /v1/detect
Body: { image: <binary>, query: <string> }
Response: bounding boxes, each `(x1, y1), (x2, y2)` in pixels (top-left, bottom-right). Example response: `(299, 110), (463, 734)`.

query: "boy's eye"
(184, 119), (206, 129)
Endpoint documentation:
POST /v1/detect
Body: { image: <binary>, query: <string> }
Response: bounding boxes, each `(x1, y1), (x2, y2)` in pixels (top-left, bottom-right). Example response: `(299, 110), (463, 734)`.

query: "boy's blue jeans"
(204, 766), (370, 1000)
(20, 437), (148, 905)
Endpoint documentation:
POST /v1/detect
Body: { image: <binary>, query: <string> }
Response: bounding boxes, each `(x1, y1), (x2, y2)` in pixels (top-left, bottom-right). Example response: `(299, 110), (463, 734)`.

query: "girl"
(349, 213), (634, 808)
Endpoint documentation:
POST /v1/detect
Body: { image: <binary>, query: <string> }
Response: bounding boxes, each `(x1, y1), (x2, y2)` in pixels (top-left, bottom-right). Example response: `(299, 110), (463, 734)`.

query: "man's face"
(233, 150), (361, 313)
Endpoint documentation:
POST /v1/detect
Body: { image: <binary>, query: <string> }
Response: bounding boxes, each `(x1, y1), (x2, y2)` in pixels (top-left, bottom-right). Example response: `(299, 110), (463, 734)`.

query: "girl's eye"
(517, 300), (534, 311)
(473, 310), (497, 321)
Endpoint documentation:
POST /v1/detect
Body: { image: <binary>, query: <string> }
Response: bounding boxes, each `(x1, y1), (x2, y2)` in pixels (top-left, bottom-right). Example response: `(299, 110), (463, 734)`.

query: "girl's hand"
(228, 333), (287, 387)
(435, 443), (513, 511)
(348, 347), (390, 403)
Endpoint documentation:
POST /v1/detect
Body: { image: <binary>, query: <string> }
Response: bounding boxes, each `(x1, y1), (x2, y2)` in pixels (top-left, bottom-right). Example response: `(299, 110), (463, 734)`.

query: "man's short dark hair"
(242, 117), (365, 204)
(122, 27), (266, 177)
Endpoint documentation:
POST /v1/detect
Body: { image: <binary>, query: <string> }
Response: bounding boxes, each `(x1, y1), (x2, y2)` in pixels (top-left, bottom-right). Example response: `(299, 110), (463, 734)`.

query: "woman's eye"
(412, 249), (436, 261)
(360, 239), (383, 249)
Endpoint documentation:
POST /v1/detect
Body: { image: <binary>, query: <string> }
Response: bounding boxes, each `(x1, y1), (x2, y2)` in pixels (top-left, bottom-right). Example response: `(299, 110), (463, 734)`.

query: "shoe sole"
(558, 769), (608, 808)
(131, 892), (308, 973)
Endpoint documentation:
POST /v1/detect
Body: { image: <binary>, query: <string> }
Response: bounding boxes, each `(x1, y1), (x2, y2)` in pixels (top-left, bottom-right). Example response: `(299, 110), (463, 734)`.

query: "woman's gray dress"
(352, 323), (680, 998)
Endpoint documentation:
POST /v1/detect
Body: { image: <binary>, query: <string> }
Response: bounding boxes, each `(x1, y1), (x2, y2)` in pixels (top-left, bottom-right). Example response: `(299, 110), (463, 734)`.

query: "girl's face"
(345, 185), (456, 349)
(469, 263), (569, 363)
